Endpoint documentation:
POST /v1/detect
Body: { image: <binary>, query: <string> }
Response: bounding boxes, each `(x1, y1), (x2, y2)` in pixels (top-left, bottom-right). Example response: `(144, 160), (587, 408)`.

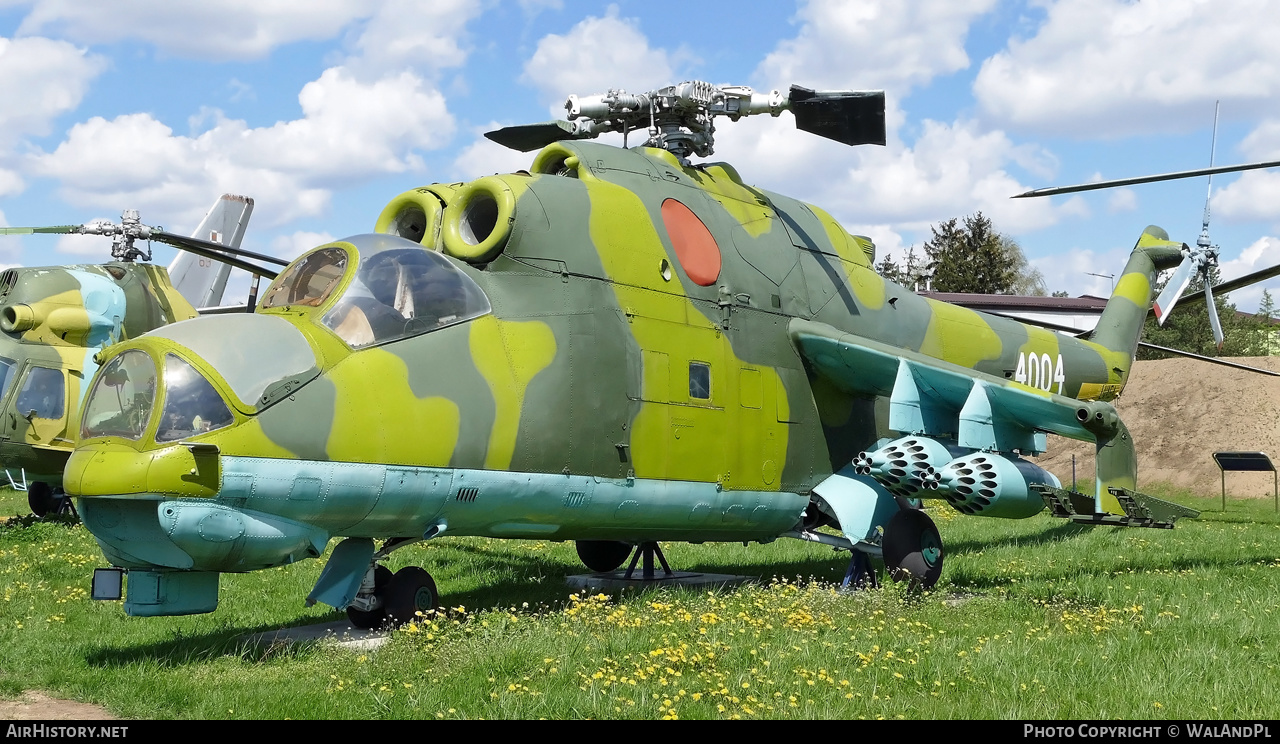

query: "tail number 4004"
(1015, 352), (1065, 393)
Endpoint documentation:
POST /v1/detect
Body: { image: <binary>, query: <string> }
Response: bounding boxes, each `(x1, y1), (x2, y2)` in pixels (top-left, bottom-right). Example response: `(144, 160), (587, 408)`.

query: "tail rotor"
(1152, 101), (1226, 349)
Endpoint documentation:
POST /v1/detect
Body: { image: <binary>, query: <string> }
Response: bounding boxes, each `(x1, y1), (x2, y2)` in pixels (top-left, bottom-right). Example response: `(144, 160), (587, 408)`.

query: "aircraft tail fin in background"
(168, 194), (254, 309)
(1087, 226), (1185, 395)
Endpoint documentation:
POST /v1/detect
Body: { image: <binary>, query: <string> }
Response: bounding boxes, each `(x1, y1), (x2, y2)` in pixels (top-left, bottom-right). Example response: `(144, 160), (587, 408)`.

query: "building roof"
(920, 292), (1109, 312)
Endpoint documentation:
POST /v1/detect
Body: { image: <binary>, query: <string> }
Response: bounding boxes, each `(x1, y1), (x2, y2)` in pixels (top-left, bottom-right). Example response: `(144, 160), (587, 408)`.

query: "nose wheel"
(384, 566), (439, 627)
(345, 564), (440, 630)
(576, 540), (634, 573)
(28, 482), (75, 518)
(344, 565), (392, 629)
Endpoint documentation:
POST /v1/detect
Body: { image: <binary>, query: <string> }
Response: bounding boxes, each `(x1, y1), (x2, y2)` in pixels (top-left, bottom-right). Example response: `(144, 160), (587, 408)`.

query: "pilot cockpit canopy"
(263, 234), (491, 349)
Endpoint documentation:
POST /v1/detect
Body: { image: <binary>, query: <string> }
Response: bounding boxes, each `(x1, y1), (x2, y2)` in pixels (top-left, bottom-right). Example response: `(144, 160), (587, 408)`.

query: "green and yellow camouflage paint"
(0, 262), (195, 497)
(65, 140), (1186, 617)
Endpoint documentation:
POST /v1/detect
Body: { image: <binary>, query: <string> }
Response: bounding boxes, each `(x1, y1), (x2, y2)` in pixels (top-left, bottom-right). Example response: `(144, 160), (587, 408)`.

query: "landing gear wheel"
(576, 540), (633, 572)
(27, 482), (54, 517)
(883, 508), (944, 591)
(384, 566), (439, 627)
(345, 565), (392, 630)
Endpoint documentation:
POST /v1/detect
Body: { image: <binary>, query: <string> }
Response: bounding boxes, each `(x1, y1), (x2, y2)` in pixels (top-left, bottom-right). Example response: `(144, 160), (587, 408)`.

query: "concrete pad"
(240, 620), (391, 652)
(566, 571), (754, 593)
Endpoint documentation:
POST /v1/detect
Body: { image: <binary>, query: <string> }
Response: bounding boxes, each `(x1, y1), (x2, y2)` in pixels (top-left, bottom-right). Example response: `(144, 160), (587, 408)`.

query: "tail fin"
(1088, 226), (1185, 392)
(167, 194), (254, 309)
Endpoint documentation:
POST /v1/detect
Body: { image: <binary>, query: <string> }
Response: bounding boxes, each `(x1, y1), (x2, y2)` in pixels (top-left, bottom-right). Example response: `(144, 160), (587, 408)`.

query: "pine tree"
(921, 213), (1018, 294)
(1137, 266), (1260, 358)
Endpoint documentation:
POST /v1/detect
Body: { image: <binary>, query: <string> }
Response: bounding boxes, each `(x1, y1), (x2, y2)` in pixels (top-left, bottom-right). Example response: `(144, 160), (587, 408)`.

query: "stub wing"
(788, 319), (1153, 518)
(788, 318), (1112, 451)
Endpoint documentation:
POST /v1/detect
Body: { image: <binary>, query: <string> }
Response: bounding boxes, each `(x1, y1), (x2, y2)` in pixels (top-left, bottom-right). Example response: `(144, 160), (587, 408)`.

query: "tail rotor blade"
(1153, 255), (1196, 324)
(1204, 277), (1225, 349)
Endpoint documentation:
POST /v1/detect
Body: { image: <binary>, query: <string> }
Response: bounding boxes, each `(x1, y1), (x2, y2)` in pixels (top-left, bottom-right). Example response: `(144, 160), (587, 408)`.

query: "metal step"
(1032, 485), (1199, 529)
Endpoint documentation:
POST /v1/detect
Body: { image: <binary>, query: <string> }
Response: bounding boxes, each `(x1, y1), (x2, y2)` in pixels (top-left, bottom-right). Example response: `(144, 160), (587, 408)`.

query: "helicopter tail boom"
(1087, 226), (1186, 393)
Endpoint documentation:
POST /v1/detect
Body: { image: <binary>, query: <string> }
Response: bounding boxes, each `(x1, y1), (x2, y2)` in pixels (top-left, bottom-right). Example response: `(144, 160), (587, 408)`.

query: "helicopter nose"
(139, 312), (321, 411)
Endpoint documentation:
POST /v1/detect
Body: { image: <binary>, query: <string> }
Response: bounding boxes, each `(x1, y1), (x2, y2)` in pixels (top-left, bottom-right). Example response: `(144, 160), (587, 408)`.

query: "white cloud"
(1211, 171), (1280, 224)
(53, 231), (107, 257)
(519, 0), (562, 14)
(15, 0), (377, 61)
(522, 6), (688, 112)
(1029, 243), (1132, 298)
(27, 68), (454, 227)
(756, 0), (998, 93)
(975, 0), (1280, 137)
(1108, 187), (1137, 213)
(715, 116), (1074, 234)
(0, 35), (104, 145)
(270, 230), (334, 261)
(0, 168), (23, 197)
(345, 0), (480, 78)
(450, 125), (543, 180)
(1215, 235), (1280, 311)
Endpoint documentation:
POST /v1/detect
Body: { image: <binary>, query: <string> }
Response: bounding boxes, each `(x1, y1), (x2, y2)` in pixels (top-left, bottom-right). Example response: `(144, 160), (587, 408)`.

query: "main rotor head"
(486, 81), (887, 161)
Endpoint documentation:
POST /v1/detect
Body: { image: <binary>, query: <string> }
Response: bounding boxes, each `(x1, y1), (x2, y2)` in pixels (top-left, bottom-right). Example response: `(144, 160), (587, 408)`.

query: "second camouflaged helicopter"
(72, 82), (1218, 625)
(0, 195), (287, 515)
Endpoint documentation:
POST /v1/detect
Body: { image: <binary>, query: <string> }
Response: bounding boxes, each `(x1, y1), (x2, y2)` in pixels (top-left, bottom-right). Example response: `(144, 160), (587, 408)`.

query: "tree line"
(874, 211), (1276, 358)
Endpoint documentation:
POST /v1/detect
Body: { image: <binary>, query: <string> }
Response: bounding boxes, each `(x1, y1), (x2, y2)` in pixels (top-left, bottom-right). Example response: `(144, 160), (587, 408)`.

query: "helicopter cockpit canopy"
(267, 234), (491, 349)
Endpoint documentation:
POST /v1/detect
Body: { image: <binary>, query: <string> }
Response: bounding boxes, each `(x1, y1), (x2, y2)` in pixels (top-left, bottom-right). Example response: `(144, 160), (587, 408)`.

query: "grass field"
(1, 486), (1278, 720)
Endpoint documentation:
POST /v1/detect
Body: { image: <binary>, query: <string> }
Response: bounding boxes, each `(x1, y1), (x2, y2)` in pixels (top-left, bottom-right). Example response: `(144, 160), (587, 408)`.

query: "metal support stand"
(841, 551), (878, 590)
(622, 541), (674, 580)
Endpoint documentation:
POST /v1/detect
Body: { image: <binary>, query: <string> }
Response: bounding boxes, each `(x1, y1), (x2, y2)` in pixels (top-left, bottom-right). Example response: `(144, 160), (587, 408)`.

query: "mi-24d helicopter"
(68, 80), (1277, 628)
(0, 195), (288, 516)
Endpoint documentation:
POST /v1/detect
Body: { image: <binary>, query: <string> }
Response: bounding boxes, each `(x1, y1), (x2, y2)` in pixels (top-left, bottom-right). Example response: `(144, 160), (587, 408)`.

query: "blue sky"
(3, 0), (1280, 310)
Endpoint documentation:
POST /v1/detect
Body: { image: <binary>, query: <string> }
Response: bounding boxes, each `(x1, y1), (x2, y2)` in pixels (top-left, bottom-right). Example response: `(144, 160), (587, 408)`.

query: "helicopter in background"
(66, 80), (1280, 627)
(0, 195), (287, 515)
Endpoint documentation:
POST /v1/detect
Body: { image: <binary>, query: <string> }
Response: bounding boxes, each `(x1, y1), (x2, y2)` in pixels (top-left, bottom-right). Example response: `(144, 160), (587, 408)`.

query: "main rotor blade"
(150, 230), (288, 267)
(789, 87), (886, 146)
(149, 231), (279, 279)
(1204, 278), (1225, 349)
(1138, 341), (1278, 376)
(0, 225), (85, 235)
(981, 310), (1091, 337)
(1153, 255), (1196, 324)
(484, 121), (590, 152)
(1014, 159), (1280, 198)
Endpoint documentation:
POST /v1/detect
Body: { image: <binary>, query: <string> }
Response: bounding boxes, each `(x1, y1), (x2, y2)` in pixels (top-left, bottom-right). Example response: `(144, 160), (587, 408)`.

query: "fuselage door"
(4, 362), (70, 449)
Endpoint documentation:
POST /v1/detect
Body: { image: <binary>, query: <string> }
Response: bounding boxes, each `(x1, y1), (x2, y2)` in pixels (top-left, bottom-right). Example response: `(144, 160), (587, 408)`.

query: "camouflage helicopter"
(69, 81), (1269, 627)
(0, 195), (287, 516)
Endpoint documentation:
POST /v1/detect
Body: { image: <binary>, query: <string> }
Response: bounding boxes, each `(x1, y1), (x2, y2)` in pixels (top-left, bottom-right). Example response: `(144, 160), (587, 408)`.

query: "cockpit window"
(81, 350), (157, 440)
(16, 367), (64, 420)
(156, 354), (234, 443)
(321, 248), (490, 348)
(0, 357), (17, 401)
(260, 247), (348, 309)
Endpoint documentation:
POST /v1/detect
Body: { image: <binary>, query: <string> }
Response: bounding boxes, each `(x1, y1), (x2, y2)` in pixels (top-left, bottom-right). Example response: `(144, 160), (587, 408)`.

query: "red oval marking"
(661, 198), (721, 286)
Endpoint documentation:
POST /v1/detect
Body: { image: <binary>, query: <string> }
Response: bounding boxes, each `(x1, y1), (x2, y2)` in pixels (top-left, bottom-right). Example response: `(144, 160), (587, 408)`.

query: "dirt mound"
(1033, 356), (1280, 498)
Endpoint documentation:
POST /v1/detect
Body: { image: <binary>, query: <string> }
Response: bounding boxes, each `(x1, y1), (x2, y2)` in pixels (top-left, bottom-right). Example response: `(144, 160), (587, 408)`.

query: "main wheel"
(882, 508), (944, 591)
(345, 564), (392, 630)
(576, 540), (633, 573)
(383, 566), (439, 627)
(27, 482), (54, 517)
